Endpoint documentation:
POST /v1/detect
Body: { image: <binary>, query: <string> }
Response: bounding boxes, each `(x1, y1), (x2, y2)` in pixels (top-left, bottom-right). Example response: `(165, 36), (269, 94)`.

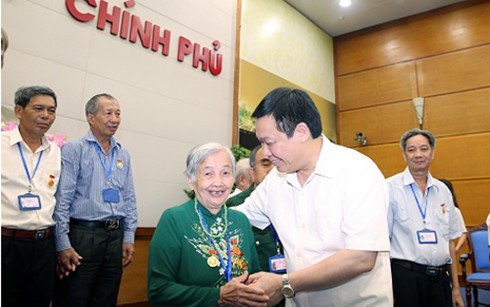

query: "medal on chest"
(207, 255), (220, 267)
(195, 199), (232, 281)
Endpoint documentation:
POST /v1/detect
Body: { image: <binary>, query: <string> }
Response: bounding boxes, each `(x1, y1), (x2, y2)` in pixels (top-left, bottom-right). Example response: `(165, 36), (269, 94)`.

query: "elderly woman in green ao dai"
(148, 142), (268, 306)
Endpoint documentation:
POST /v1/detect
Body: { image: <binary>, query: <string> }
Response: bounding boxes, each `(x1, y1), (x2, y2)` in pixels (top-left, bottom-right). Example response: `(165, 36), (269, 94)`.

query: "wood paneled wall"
(117, 228), (153, 306)
(335, 0), (490, 230)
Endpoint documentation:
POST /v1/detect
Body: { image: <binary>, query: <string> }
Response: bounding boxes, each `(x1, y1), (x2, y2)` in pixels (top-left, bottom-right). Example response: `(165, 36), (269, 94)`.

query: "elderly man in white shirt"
(1, 85), (61, 307)
(387, 129), (464, 307)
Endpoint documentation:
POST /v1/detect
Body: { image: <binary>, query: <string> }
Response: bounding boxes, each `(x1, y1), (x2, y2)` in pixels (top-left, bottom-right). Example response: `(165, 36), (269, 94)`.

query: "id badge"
(18, 193), (42, 211)
(102, 188), (120, 203)
(269, 254), (287, 273)
(417, 229), (438, 244)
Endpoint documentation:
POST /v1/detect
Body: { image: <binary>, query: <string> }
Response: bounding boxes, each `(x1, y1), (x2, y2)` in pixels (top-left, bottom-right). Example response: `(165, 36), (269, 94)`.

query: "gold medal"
(117, 160), (123, 168)
(207, 255), (219, 267)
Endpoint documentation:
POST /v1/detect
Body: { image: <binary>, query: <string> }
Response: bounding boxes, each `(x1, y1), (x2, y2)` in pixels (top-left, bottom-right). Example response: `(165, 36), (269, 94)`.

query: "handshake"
(218, 271), (288, 307)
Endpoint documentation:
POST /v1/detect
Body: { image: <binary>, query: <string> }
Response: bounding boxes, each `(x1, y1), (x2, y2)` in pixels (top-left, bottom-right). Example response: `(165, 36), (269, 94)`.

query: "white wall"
(1, 0), (238, 226)
(241, 0), (335, 103)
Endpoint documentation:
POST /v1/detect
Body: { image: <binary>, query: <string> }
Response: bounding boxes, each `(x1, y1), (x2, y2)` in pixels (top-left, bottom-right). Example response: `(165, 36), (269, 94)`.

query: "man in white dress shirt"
(237, 87), (393, 306)
(1, 86), (61, 307)
(387, 128), (464, 307)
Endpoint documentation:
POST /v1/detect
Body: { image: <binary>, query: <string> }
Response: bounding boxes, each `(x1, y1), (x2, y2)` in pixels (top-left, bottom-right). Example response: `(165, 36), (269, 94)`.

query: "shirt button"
(255, 241), (260, 245)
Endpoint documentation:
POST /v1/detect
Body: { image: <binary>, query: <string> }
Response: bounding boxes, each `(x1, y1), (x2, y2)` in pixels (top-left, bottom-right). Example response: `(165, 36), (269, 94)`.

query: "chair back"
(467, 223), (490, 272)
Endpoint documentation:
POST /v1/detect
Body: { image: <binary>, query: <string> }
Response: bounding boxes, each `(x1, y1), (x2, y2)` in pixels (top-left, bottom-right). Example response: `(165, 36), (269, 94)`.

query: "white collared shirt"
(2, 127), (61, 230)
(487, 213), (490, 246)
(238, 135), (392, 307)
(387, 168), (460, 266)
(227, 188), (242, 199)
(454, 207), (467, 235)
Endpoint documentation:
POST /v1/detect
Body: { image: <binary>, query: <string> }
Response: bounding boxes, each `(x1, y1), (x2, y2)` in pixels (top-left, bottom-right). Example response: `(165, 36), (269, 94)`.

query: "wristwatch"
(281, 274), (295, 298)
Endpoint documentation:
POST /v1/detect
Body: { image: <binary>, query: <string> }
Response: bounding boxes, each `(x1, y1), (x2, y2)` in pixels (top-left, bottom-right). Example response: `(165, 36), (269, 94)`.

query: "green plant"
(238, 105), (255, 132)
(230, 145), (250, 162)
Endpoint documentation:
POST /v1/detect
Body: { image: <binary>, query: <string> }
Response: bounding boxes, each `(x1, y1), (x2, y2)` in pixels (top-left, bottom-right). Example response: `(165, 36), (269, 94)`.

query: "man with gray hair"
(387, 128), (464, 307)
(53, 93), (137, 307)
(226, 146), (283, 307)
(228, 157), (253, 198)
(2, 85), (60, 307)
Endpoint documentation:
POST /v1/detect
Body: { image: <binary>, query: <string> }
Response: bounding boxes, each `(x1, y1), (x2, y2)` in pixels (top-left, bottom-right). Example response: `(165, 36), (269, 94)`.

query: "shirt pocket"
(394, 200), (410, 223)
(110, 158), (128, 189)
(433, 204), (450, 240)
(41, 167), (61, 190)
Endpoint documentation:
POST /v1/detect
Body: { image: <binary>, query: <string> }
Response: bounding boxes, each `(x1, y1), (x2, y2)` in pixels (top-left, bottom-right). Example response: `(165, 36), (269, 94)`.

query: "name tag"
(269, 254), (287, 273)
(417, 229), (438, 244)
(18, 193), (42, 211)
(102, 188), (120, 203)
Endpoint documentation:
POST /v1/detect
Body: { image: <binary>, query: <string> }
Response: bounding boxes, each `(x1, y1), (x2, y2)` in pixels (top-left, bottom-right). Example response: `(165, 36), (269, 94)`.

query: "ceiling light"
(262, 18), (280, 37)
(339, 0), (352, 8)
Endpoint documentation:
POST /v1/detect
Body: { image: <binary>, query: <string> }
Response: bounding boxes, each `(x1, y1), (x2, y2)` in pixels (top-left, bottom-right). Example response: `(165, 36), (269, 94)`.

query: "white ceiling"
(284, 0), (466, 37)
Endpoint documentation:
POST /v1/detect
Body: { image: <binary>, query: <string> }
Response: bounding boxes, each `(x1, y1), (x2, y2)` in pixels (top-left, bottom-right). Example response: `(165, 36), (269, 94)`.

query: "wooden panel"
(417, 45), (490, 97)
(118, 236), (151, 305)
(335, 1), (490, 75)
(431, 133), (490, 179)
(451, 179), (490, 227)
(119, 302), (150, 307)
(356, 143), (406, 178)
(425, 88), (490, 136)
(335, 3), (490, 279)
(339, 101), (418, 146)
(355, 149), (490, 226)
(337, 62), (417, 110)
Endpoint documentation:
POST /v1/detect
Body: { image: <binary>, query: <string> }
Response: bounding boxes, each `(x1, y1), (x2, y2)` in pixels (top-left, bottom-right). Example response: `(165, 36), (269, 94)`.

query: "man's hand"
(247, 271), (284, 306)
(452, 287), (464, 307)
(57, 248), (82, 279)
(122, 243), (135, 267)
(218, 272), (269, 307)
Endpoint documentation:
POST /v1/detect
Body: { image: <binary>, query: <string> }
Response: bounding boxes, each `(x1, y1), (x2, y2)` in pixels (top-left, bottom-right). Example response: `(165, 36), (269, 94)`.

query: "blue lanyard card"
(269, 254), (287, 274)
(417, 228), (438, 244)
(18, 193), (42, 211)
(102, 188), (120, 203)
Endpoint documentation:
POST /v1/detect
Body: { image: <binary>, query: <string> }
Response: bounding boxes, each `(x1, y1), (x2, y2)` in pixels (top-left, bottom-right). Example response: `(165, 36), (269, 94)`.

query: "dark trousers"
(53, 224), (123, 307)
(1, 235), (56, 307)
(392, 260), (453, 307)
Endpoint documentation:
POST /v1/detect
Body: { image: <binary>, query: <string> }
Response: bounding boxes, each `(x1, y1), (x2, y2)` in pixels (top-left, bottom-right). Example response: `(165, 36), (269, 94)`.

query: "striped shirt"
(54, 130), (137, 251)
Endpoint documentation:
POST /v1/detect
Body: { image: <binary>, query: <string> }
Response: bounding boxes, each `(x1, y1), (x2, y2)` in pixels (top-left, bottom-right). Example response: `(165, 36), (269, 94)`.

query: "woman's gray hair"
(400, 128), (436, 151)
(184, 142), (236, 183)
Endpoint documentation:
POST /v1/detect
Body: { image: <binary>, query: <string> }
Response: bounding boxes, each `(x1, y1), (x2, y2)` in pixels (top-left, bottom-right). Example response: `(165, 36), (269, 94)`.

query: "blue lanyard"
(197, 206), (232, 282)
(93, 142), (115, 182)
(410, 183), (430, 223)
(269, 224), (282, 254)
(17, 143), (43, 192)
